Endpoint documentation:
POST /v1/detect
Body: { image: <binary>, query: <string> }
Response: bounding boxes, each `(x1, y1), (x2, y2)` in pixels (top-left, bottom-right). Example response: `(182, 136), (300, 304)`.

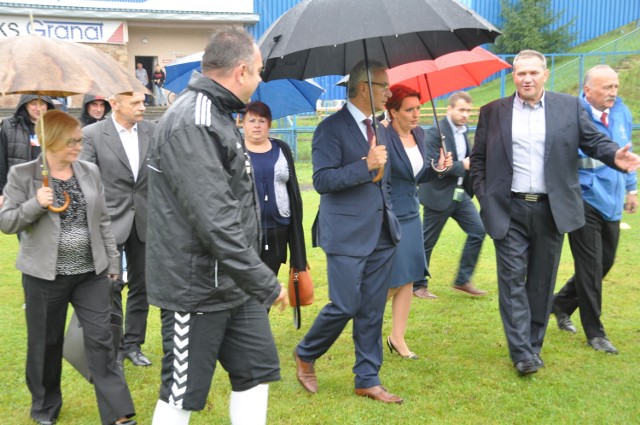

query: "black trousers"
(114, 224), (149, 354)
(23, 271), (135, 424)
(158, 299), (280, 411)
(493, 198), (563, 363)
(553, 202), (620, 339)
(260, 226), (289, 276)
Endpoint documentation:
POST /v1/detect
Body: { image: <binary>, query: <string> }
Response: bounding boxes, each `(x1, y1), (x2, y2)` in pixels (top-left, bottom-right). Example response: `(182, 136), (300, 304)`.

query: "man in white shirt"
(81, 92), (157, 367)
(414, 92), (487, 299)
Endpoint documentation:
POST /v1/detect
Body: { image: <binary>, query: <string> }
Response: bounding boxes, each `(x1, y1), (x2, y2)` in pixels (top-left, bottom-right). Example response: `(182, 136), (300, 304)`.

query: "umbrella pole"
(38, 96), (70, 213)
(425, 76), (450, 173)
(363, 40), (384, 183)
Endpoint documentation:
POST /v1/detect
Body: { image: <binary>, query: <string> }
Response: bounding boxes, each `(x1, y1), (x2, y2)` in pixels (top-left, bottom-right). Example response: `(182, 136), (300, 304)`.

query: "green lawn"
(1, 181), (639, 424)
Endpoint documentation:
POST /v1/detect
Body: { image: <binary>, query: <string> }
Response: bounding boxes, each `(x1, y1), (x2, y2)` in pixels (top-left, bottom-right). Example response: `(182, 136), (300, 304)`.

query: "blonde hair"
(36, 110), (81, 152)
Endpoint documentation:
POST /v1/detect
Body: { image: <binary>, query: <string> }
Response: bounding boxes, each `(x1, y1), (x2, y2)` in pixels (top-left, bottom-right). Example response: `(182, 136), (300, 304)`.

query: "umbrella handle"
(42, 174), (71, 213)
(372, 167), (384, 183)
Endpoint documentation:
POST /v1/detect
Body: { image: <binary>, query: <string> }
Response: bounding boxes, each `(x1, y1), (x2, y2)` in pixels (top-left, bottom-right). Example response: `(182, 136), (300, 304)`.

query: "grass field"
(1, 176), (639, 424)
(2, 21), (640, 425)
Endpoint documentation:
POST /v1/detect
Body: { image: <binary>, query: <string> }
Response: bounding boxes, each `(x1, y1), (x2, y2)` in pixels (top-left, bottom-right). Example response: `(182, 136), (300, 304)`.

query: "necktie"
(601, 111), (608, 127)
(363, 118), (375, 147)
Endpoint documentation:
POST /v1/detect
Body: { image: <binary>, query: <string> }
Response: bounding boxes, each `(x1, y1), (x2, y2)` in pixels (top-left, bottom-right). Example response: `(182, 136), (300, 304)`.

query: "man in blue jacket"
(552, 64), (637, 354)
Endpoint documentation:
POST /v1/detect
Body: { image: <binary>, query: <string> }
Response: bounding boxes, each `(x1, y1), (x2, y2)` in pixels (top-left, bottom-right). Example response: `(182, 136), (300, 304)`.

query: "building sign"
(0, 0), (253, 14)
(0, 16), (127, 44)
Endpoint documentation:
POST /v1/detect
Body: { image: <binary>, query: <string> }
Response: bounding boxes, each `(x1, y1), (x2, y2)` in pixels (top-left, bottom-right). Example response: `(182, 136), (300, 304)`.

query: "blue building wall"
(471, 0), (640, 48)
(250, 0), (640, 101)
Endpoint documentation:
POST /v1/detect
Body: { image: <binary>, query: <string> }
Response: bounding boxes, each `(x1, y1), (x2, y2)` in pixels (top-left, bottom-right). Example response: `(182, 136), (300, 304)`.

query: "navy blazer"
(418, 118), (473, 211)
(470, 91), (620, 240)
(312, 106), (401, 256)
(387, 125), (431, 220)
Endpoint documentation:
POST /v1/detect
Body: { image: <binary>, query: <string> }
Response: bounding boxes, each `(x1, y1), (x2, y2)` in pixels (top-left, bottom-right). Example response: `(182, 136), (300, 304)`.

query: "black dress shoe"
(126, 350), (152, 366)
(588, 336), (619, 354)
(533, 354), (545, 368)
(555, 312), (577, 333)
(514, 359), (539, 376)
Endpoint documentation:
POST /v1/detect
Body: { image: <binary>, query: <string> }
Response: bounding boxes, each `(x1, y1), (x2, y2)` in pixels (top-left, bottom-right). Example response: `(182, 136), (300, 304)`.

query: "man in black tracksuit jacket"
(146, 27), (287, 425)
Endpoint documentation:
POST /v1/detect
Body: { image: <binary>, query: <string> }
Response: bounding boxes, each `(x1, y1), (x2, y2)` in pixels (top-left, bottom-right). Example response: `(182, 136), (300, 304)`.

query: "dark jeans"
(414, 195), (485, 290)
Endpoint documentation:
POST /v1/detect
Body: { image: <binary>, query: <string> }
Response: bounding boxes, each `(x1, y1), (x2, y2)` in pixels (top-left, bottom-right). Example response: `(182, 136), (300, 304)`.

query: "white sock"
(152, 399), (192, 425)
(229, 384), (269, 425)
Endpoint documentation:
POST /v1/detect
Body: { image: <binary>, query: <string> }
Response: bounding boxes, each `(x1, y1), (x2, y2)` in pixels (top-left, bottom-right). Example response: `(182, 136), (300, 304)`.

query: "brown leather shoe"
(413, 287), (438, 299)
(355, 385), (403, 404)
(293, 349), (318, 394)
(452, 282), (487, 296)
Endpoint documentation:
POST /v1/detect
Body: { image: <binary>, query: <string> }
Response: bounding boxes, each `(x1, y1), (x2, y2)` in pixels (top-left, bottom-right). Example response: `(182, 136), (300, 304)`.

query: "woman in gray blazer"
(0, 110), (136, 425)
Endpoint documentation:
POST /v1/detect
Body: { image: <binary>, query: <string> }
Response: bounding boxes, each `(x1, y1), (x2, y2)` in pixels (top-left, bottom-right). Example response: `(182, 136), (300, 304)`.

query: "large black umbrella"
(258, 0), (501, 177)
(259, 0), (501, 81)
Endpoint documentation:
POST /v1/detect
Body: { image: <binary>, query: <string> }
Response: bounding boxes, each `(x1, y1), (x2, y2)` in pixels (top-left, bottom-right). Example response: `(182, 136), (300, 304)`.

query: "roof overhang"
(0, 3), (259, 24)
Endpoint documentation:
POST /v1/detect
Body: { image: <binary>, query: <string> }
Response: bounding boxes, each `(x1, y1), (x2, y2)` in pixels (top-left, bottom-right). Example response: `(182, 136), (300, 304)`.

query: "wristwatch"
(628, 190), (638, 195)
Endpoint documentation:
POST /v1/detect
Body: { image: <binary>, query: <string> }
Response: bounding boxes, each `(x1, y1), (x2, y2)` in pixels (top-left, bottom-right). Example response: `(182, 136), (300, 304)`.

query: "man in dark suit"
(81, 92), (156, 367)
(294, 60), (403, 403)
(470, 50), (640, 376)
(414, 91), (487, 299)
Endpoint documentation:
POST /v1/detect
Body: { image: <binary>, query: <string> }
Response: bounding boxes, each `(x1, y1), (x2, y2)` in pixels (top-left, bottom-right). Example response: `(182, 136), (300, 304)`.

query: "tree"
(493, 0), (576, 54)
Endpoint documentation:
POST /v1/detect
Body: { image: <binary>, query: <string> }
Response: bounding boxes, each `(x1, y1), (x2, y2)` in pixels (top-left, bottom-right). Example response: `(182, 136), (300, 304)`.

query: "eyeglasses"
(365, 81), (390, 91)
(66, 138), (84, 148)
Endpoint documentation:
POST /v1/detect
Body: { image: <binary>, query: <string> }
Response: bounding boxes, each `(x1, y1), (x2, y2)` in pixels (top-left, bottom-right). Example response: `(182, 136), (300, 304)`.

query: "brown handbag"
(288, 265), (314, 329)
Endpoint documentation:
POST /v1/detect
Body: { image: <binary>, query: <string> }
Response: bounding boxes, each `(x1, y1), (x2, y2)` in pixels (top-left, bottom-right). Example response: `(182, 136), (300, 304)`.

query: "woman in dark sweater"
(242, 101), (307, 277)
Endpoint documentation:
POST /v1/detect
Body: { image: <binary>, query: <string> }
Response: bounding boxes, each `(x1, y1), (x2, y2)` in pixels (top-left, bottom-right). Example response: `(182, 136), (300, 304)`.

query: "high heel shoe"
(386, 336), (419, 360)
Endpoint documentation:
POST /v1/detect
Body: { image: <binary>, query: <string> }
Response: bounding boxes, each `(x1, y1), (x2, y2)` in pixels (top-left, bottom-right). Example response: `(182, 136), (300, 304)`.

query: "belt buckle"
(524, 193), (538, 202)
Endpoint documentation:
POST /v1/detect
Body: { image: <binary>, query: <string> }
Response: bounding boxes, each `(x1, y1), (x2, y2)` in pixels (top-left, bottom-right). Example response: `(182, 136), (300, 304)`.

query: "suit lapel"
(137, 122), (150, 175)
(499, 96), (514, 168)
(440, 119), (458, 160)
(103, 119), (133, 172)
(388, 126), (414, 179)
(340, 107), (370, 154)
(542, 92), (557, 163)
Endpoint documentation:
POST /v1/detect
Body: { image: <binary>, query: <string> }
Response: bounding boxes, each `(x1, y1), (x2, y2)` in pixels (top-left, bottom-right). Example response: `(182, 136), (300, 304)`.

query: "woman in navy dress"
(385, 86), (451, 359)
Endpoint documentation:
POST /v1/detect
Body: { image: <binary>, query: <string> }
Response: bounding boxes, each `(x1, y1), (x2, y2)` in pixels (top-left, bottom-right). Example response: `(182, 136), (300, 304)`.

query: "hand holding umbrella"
(0, 33), (148, 213)
(40, 134), (71, 213)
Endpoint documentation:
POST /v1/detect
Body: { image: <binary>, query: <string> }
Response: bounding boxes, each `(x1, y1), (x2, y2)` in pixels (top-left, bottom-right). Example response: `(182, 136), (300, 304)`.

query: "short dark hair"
(202, 27), (256, 75)
(385, 84), (421, 112)
(244, 101), (272, 126)
(447, 91), (472, 106)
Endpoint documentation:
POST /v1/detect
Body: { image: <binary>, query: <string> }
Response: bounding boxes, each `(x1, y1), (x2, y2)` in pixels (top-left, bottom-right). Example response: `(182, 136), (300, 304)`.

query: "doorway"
(135, 55), (156, 104)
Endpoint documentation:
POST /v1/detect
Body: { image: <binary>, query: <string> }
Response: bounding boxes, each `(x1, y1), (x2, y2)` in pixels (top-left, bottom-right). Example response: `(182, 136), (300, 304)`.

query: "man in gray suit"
(414, 91), (487, 299)
(470, 50), (640, 376)
(82, 91), (156, 366)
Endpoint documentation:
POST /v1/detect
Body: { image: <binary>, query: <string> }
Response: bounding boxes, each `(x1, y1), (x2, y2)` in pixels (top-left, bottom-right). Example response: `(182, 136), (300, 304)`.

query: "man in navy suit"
(414, 92), (487, 299)
(294, 60), (403, 403)
(470, 50), (640, 376)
